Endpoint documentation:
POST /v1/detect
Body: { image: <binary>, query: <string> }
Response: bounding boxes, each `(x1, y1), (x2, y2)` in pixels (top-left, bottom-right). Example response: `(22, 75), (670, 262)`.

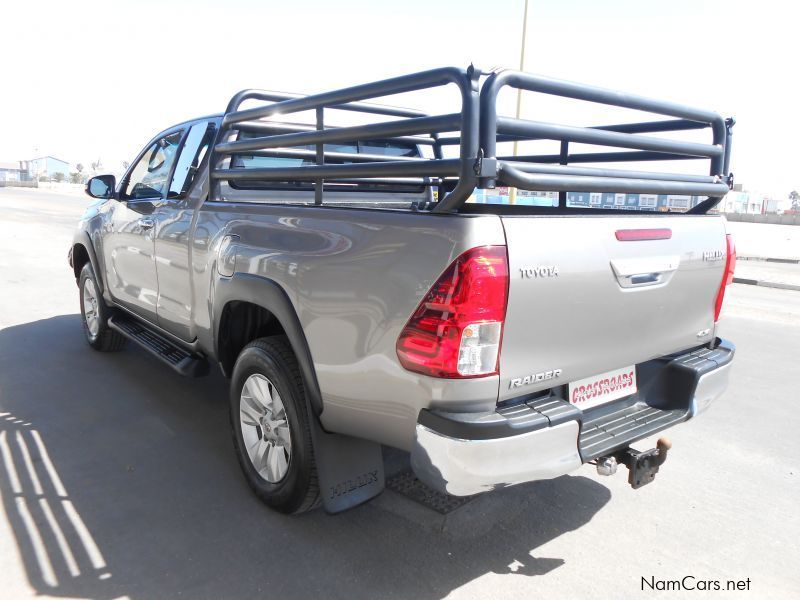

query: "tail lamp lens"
(396, 246), (509, 378)
(714, 234), (737, 322)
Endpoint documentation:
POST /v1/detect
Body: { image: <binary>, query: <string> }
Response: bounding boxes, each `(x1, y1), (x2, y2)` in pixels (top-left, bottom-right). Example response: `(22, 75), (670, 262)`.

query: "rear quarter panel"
(192, 203), (505, 450)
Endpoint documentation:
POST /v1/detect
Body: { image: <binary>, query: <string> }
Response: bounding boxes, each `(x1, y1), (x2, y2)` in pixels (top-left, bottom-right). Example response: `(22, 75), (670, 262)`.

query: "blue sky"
(1, 0), (796, 195)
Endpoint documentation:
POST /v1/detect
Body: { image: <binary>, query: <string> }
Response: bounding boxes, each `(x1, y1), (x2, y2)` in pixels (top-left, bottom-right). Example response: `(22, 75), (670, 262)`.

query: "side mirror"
(86, 174), (117, 199)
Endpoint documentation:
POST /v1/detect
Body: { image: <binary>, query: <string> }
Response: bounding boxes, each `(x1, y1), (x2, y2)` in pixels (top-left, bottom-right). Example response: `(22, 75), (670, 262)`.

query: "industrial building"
(26, 156), (71, 180)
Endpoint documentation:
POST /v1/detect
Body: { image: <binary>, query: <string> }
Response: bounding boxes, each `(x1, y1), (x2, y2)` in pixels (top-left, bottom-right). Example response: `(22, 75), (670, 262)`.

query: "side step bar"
(108, 314), (209, 377)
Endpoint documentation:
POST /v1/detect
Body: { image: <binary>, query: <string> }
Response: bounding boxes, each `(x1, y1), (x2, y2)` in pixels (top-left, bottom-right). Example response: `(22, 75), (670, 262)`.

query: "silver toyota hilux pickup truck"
(69, 66), (736, 514)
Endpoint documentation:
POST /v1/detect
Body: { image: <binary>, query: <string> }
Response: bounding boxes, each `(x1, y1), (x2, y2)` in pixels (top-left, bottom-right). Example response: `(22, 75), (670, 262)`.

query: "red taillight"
(396, 246), (509, 378)
(713, 234), (736, 322)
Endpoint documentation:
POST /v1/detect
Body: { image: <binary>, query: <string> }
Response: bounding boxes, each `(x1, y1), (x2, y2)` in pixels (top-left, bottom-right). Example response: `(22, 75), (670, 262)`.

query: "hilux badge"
(702, 250), (724, 262)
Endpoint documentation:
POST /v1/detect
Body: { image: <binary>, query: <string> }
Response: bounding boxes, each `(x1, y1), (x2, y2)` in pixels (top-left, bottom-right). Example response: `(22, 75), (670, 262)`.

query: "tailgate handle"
(610, 256), (679, 289)
(629, 273), (661, 285)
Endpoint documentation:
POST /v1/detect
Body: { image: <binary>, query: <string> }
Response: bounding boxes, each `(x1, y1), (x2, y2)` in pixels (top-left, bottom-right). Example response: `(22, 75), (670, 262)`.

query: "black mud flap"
(309, 414), (385, 514)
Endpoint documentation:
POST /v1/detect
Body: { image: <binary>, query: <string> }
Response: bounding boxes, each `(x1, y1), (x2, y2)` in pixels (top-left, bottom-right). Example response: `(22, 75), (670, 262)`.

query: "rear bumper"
(411, 338), (734, 496)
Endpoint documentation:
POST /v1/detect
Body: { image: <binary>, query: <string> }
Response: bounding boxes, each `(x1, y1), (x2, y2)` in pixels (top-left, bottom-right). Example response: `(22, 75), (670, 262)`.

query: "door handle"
(610, 255), (680, 289)
(138, 218), (155, 230)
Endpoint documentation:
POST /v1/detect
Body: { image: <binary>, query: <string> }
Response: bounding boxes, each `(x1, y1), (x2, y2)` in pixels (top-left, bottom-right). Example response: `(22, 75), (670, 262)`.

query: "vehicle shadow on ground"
(0, 315), (612, 600)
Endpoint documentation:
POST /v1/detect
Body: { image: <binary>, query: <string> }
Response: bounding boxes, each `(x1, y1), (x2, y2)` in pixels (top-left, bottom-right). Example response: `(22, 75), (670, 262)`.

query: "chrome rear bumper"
(411, 338), (734, 496)
(412, 420), (581, 497)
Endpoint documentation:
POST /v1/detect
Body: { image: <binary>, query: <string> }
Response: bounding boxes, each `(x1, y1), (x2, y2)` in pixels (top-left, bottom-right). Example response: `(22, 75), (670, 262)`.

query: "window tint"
(358, 141), (417, 157)
(124, 131), (182, 200)
(228, 129), (422, 195)
(469, 188), (558, 207)
(231, 134), (417, 171)
(234, 155), (304, 170)
(169, 122), (214, 198)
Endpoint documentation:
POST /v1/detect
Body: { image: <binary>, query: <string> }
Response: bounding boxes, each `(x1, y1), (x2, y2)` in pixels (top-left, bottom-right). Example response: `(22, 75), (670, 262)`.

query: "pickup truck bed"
(71, 65), (736, 513)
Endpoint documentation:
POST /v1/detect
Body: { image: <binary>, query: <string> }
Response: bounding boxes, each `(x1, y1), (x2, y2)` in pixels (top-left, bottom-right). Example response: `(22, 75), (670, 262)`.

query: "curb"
(733, 277), (800, 292)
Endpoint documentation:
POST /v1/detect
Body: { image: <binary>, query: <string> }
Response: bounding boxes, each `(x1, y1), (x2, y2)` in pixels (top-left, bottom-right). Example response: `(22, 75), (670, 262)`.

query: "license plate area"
(568, 366), (637, 410)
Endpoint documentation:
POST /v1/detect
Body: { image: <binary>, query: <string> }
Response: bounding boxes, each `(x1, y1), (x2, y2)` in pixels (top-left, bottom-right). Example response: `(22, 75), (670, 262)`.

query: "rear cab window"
(221, 126), (427, 207)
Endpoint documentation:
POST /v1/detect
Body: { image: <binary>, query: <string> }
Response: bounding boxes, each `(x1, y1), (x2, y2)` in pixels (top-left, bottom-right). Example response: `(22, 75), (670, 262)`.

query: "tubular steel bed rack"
(210, 65), (734, 213)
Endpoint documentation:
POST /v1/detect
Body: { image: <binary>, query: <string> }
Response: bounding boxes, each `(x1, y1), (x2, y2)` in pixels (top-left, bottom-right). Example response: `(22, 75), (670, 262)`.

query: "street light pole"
(509, 0), (529, 206)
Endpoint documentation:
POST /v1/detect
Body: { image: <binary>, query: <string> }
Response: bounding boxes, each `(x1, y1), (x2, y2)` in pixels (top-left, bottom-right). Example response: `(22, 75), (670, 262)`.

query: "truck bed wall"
(191, 202), (506, 450)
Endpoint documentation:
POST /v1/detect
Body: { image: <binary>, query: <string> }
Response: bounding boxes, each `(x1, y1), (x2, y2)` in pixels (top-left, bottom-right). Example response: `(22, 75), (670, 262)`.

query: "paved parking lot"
(1, 187), (798, 599)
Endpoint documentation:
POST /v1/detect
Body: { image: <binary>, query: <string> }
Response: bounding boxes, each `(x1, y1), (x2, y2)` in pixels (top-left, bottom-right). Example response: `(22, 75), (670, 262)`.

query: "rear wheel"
(230, 336), (320, 514)
(78, 263), (126, 352)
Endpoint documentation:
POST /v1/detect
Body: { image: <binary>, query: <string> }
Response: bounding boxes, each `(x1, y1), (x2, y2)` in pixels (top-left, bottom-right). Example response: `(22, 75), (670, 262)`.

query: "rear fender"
(212, 273), (323, 416)
(213, 273), (386, 512)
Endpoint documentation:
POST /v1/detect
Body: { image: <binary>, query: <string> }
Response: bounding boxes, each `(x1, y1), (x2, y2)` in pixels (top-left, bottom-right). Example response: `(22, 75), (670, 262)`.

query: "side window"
(123, 131), (182, 200)
(169, 122), (214, 198)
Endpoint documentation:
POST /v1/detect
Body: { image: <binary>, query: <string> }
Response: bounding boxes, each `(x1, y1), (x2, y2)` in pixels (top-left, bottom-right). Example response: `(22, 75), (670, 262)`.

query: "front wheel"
(229, 336), (320, 514)
(78, 263), (126, 352)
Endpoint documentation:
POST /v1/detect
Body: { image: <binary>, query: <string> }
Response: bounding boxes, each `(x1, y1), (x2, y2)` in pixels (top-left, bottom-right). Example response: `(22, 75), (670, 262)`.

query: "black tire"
(230, 336), (320, 514)
(78, 263), (126, 352)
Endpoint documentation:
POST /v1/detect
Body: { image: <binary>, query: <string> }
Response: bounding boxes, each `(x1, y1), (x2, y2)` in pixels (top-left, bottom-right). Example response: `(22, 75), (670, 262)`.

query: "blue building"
(471, 187), (701, 212)
(0, 161), (25, 183)
(27, 156), (71, 180)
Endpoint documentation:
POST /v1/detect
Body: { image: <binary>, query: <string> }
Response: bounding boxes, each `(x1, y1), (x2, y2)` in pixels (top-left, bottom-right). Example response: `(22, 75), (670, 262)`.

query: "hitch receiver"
(620, 437), (671, 489)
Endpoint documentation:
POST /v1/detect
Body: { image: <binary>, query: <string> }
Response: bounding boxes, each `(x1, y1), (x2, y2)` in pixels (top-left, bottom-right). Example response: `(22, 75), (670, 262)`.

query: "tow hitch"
(596, 437), (672, 489)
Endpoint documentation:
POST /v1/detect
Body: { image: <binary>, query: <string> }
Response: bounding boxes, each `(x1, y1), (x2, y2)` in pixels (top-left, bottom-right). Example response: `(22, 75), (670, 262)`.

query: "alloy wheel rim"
(239, 373), (292, 483)
(82, 278), (100, 338)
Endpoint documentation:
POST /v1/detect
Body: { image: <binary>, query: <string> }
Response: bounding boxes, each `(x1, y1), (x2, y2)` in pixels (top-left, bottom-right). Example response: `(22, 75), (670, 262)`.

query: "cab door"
(152, 120), (216, 340)
(102, 130), (182, 321)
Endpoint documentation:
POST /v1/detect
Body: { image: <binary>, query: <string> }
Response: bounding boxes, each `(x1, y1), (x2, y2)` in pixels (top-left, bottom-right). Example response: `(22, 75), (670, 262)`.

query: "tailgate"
(498, 215), (727, 402)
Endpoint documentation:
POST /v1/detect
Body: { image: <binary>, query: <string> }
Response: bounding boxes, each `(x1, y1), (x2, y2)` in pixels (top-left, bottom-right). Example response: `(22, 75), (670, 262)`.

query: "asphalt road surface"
(1, 187), (798, 599)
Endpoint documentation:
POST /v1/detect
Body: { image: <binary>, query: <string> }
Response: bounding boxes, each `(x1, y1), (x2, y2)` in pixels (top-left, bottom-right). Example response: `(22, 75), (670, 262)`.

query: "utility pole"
(509, 0), (529, 206)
